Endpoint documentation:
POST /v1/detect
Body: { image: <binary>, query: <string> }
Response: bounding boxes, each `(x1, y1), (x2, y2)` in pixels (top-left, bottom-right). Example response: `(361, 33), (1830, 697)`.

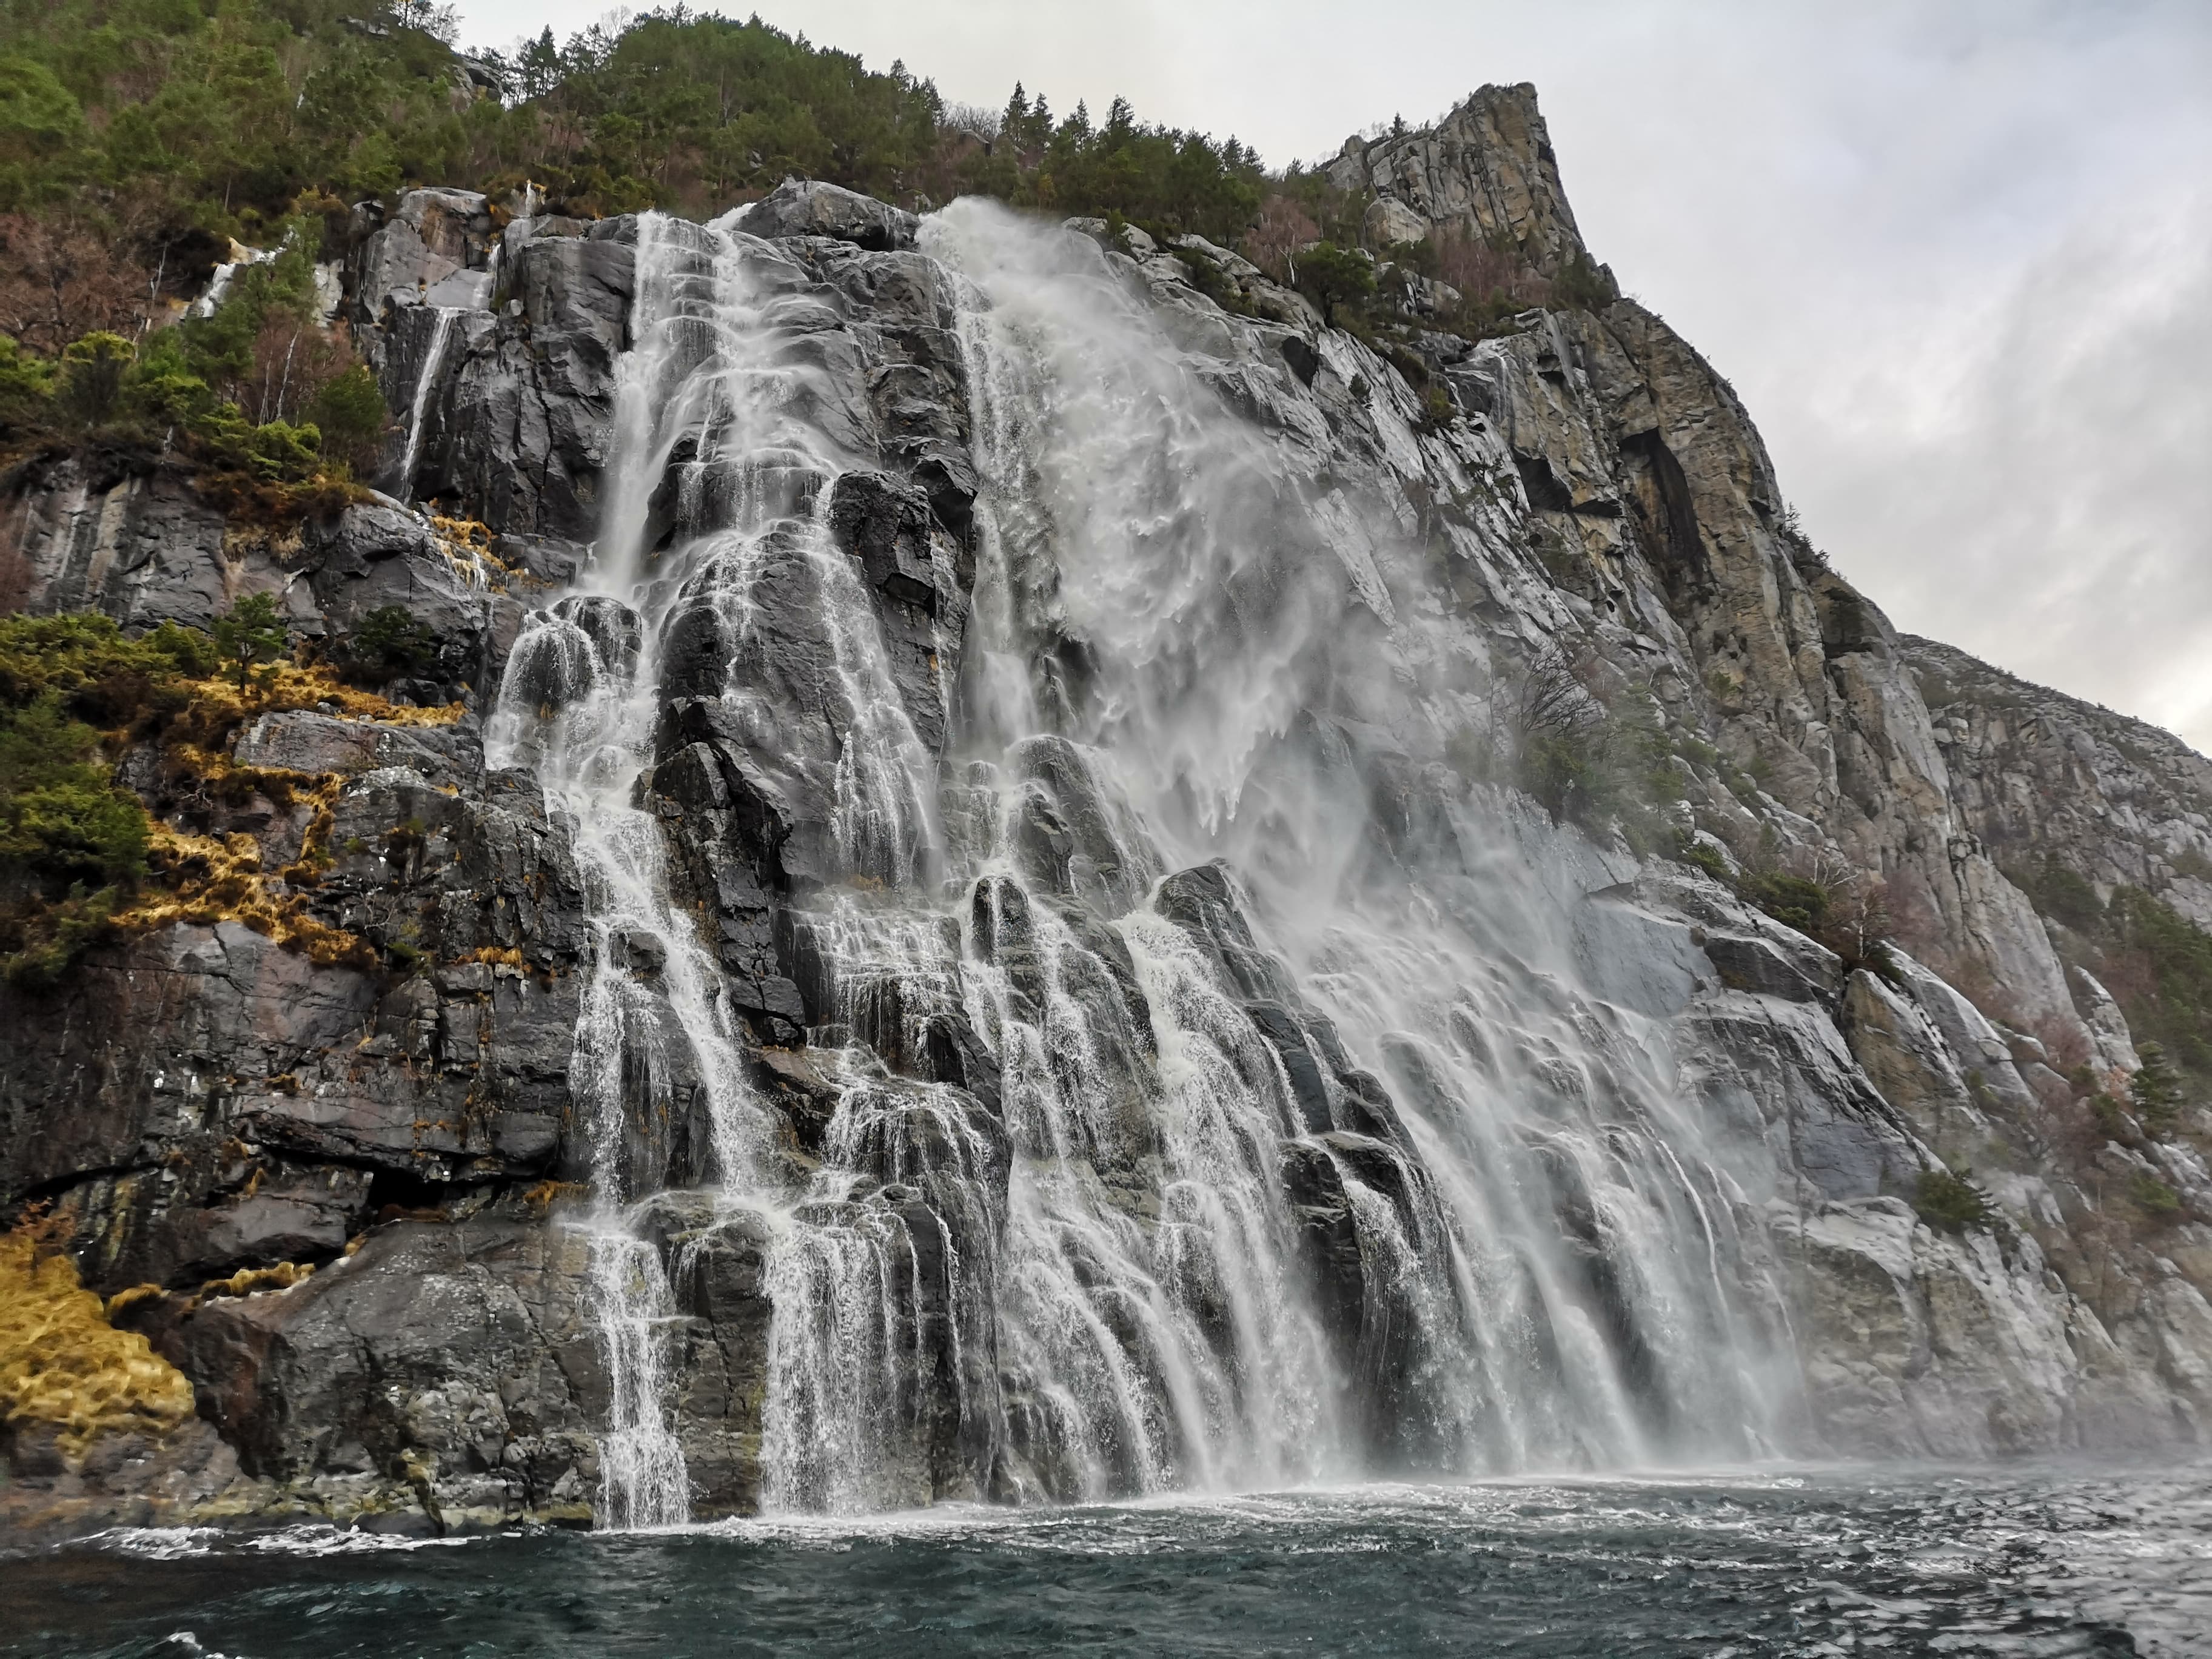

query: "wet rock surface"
(736, 178), (920, 251)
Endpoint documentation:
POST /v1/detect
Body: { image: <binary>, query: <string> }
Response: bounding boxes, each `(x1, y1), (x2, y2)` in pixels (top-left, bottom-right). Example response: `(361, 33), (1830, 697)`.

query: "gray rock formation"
(1328, 85), (1595, 276)
(734, 178), (920, 250)
(349, 187), (499, 331)
(1905, 634), (2212, 932)
(0, 453), (304, 631)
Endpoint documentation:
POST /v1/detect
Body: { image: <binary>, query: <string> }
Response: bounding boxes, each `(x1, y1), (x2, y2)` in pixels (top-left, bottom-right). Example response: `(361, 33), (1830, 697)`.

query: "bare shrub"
(234, 318), (360, 427)
(0, 215), (159, 355)
(1430, 229), (1552, 312)
(1242, 195), (1319, 284)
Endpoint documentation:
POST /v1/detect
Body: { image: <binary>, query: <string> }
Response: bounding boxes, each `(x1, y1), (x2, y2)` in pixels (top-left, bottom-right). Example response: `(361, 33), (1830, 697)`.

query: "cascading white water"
(489, 209), (974, 1526)
(488, 582), (777, 1527)
(488, 197), (1800, 1527)
(585, 1232), (688, 1530)
(486, 215), (841, 1526)
(927, 200), (1795, 1473)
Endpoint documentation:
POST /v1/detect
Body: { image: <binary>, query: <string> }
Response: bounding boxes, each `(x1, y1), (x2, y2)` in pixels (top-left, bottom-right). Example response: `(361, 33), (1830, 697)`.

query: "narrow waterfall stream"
(394, 305), (460, 500)
(486, 200), (1800, 1528)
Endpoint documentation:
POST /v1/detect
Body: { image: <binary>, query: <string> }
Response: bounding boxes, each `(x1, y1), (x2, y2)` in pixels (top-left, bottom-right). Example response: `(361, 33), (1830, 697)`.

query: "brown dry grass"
(89, 660), (468, 964)
(429, 514), (525, 592)
(190, 472), (374, 525)
(112, 822), (378, 968)
(102, 1283), (167, 1319)
(429, 514), (492, 555)
(520, 1180), (590, 1215)
(168, 660), (464, 734)
(0, 1218), (195, 1462)
(195, 1262), (314, 1302)
(7, 638), (470, 983)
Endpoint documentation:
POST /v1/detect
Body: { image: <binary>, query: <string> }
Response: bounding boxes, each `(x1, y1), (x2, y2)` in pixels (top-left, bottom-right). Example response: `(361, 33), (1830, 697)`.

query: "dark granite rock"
(738, 179), (919, 250)
(163, 1215), (604, 1526)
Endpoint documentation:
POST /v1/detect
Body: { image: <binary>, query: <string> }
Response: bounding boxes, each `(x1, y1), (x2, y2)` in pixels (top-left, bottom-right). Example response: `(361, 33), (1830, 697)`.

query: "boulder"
(1364, 195), (1432, 248)
(303, 503), (489, 698)
(164, 1215), (604, 1529)
(739, 180), (919, 250)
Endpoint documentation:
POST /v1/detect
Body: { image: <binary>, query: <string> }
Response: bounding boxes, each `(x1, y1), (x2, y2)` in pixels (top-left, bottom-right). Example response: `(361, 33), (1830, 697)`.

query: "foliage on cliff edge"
(0, 608), (455, 985)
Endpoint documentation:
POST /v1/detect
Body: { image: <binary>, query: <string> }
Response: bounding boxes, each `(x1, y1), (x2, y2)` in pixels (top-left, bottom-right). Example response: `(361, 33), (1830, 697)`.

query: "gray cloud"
(452, 0), (2212, 742)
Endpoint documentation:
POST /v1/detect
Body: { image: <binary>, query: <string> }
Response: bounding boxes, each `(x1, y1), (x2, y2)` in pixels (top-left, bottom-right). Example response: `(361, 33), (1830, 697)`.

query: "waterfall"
(485, 216), (823, 1526)
(488, 198), (1800, 1528)
(395, 306), (459, 503)
(927, 199), (1794, 1472)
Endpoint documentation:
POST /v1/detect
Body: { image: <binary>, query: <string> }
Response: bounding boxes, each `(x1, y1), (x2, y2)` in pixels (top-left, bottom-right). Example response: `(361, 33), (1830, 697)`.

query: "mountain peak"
(1328, 83), (1592, 275)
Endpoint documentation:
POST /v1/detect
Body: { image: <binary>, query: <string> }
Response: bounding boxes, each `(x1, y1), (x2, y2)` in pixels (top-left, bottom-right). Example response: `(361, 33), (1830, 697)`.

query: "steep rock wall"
(2, 102), (2210, 1541)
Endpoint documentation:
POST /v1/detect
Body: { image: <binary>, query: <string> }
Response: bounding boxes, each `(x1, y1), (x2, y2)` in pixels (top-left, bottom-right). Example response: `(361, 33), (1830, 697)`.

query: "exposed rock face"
(0, 454), (303, 631)
(1903, 634), (2212, 932)
(349, 187), (499, 327)
(6, 82), (2212, 1541)
(1327, 84), (1593, 275)
(735, 178), (920, 250)
(1406, 170), (2096, 1045)
(1362, 195), (1432, 250)
(169, 1213), (605, 1528)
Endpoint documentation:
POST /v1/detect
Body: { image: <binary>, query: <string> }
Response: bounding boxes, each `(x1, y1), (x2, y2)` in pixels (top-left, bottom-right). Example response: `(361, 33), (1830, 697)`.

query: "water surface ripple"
(8, 1467), (2208, 1657)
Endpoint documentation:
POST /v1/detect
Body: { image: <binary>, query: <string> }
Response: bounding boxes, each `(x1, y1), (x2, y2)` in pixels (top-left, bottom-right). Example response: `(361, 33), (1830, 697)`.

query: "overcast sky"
(454, 0), (2212, 748)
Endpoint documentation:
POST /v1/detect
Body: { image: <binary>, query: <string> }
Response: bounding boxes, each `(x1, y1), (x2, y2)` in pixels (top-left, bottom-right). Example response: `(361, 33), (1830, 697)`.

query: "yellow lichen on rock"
(0, 1225), (195, 1462)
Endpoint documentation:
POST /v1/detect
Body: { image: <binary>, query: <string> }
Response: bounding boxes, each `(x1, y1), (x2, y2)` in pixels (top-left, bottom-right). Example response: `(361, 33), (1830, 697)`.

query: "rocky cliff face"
(1903, 634), (2212, 933)
(5, 84), (2211, 1543)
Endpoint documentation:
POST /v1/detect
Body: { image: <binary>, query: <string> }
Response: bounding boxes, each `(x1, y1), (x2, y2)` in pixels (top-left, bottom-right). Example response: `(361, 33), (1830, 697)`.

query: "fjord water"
(10, 1469), (2207, 1657)
(480, 195), (1812, 1526)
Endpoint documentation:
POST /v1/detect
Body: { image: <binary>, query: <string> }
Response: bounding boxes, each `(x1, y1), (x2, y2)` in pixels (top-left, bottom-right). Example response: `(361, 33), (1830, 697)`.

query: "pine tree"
(213, 594), (287, 692)
(2130, 1042), (2185, 1136)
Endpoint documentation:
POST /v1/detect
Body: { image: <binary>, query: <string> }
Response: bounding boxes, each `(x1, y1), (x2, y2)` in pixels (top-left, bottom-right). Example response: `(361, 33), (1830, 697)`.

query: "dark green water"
(7, 1469), (2208, 1657)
